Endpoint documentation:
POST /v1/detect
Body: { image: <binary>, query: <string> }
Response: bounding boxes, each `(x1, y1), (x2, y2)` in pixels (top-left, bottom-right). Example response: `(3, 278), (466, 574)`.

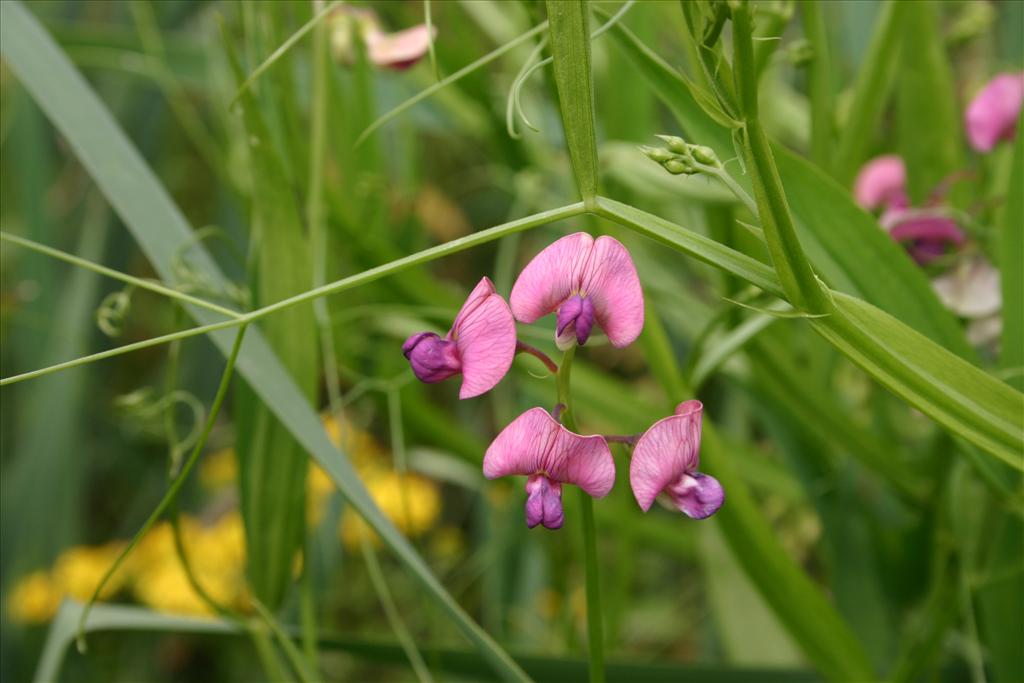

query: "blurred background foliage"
(0, 1), (1022, 682)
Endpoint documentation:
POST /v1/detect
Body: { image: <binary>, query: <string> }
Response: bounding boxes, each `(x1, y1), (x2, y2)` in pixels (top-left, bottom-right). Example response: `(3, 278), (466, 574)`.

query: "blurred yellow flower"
(131, 515), (247, 616)
(53, 541), (127, 601)
(6, 571), (60, 624)
(340, 469), (441, 547)
(200, 447), (237, 490)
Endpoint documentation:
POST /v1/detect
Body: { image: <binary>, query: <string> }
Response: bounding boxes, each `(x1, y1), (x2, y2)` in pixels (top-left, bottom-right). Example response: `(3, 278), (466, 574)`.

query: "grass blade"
(0, 3), (528, 679)
(545, 0), (599, 202)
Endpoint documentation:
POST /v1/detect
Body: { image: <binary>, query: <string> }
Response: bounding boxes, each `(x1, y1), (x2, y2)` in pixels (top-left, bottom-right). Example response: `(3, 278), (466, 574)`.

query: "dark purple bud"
(402, 332), (462, 384)
(555, 295), (597, 350)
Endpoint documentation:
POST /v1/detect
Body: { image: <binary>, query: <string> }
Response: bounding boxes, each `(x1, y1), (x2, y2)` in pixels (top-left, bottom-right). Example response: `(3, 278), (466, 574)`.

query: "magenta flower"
(881, 209), (966, 265)
(483, 408), (615, 529)
(629, 401), (723, 520)
(854, 155), (907, 210)
(965, 72), (1024, 152)
(510, 233), (644, 351)
(402, 277), (516, 399)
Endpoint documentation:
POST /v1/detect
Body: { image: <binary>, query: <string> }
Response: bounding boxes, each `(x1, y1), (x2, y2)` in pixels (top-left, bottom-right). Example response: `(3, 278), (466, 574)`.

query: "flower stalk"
(556, 347), (605, 683)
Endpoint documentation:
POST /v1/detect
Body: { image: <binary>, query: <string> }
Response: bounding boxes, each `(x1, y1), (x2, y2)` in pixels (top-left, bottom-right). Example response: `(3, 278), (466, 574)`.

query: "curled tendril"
(96, 286), (135, 337)
(114, 387), (206, 475)
(171, 226), (251, 309)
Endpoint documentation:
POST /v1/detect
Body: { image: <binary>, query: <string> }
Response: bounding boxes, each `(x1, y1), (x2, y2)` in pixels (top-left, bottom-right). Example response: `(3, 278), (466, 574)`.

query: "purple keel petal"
(581, 236), (644, 348)
(525, 475), (564, 529)
(510, 233), (594, 323)
(403, 332), (461, 383)
(630, 400), (703, 512)
(664, 472), (724, 519)
(965, 72), (1024, 152)
(450, 278), (517, 399)
(483, 408), (615, 497)
(854, 155), (907, 210)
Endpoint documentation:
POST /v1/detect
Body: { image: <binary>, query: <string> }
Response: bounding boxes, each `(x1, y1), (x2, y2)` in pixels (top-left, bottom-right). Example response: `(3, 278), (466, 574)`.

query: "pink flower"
(932, 255), (1002, 319)
(629, 401), (723, 520)
(965, 72), (1024, 152)
(330, 7), (435, 71)
(854, 155), (907, 210)
(883, 210), (966, 265)
(510, 233), (644, 351)
(483, 408), (615, 529)
(402, 277), (516, 399)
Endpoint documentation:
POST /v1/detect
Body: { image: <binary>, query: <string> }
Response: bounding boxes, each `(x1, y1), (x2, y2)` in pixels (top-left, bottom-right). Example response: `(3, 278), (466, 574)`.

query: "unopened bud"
(664, 159), (696, 175)
(656, 135), (689, 155)
(690, 145), (719, 167)
(640, 146), (676, 164)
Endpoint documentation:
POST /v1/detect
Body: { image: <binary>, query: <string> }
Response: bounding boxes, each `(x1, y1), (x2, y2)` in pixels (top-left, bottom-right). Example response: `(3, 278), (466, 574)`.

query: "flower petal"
(450, 277), (516, 399)
(525, 475), (564, 529)
(483, 408), (615, 497)
(932, 256), (1002, 318)
(854, 155), (907, 210)
(888, 214), (965, 245)
(366, 24), (436, 70)
(665, 472), (724, 519)
(580, 236), (644, 347)
(965, 72), (1024, 152)
(630, 400), (703, 512)
(510, 233), (594, 323)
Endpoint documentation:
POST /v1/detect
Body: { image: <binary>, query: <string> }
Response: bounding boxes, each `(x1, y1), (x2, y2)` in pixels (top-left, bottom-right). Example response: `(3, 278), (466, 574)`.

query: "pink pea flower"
(402, 277), (516, 399)
(330, 7), (435, 71)
(629, 400), (724, 520)
(965, 72), (1024, 152)
(854, 155), (908, 210)
(483, 408), (615, 529)
(510, 233), (644, 351)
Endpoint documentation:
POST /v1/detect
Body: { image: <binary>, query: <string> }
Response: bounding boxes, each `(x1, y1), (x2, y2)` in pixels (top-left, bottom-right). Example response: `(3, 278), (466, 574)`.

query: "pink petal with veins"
(483, 408), (615, 497)
(510, 233), (644, 347)
(965, 72), (1024, 152)
(450, 277), (516, 399)
(630, 400), (703, 512)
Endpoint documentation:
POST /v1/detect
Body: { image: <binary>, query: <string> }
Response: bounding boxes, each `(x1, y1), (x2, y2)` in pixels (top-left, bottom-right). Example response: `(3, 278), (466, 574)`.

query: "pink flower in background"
(965, 72), (1024, 152)
(403, 277), (515, 399)
(510, 233), (644, 351)
(630, 401), (723, 520)
(883, 211), (966, 265)
(932, 255), (1002, 319)
(483, 408), (615, 529)
(854, 155), (908, 210)
(330, 7), (435, 71)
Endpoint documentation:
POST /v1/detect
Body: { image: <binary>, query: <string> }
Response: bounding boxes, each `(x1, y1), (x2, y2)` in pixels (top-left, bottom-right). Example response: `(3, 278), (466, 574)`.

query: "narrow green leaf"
(812, 293), (1024, 470)
(545, 0), (599, 203)
(225, 19), (318, 611)
(896, 1), (963, 203)
(800, 0), (834, 169)
(834, 1), (908, 184)
(595, 197), (783, 297)
(0, 4), (528, 679)
(1000, 131), (1024, 390)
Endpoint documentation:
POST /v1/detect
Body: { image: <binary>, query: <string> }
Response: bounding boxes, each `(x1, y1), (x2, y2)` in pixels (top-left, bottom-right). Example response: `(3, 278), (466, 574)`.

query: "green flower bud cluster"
(639, 135), (722, 176)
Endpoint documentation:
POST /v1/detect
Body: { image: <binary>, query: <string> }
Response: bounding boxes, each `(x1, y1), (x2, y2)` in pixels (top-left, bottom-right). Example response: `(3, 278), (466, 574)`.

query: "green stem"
(1, 202), (586, 387)
(251, 596), (318, 683)
(75, 322), (249, 651)
(731, 4), (829, 314)
(555, 347), (605, 683)
(0, 232), (242, 319)
(800, 0), (834, 170)
(360, 535), (435, 683)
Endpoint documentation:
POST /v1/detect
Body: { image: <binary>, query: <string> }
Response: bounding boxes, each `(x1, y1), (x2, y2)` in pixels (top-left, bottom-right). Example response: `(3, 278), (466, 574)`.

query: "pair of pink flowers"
(402, 233), (723, 529)
(854, 72), (1023, 264)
